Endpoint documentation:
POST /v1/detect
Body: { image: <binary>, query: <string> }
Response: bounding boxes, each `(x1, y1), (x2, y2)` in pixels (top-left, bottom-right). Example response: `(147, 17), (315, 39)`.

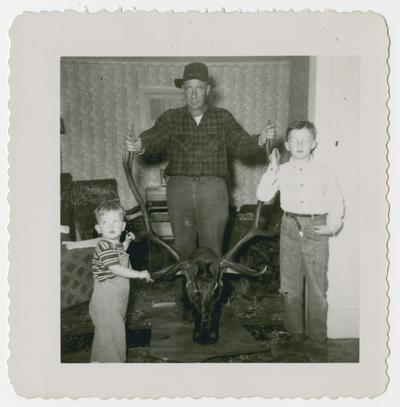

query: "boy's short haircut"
(94, 200), (126, 223)
(285, 120), (317, 141)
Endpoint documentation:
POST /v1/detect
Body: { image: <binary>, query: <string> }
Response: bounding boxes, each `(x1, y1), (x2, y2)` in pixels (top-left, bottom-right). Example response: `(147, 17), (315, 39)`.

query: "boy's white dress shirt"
(257, 157), (344, 234)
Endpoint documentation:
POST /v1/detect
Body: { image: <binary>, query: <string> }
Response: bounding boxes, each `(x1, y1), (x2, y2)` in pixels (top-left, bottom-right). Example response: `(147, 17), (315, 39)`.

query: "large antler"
(215, 133), (280, 278)
(122, 150), (187, 280)
(215, 200), (278, 278)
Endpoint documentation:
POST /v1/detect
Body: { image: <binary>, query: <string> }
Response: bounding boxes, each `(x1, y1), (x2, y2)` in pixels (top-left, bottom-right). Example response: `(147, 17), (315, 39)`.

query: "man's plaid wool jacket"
(140, 105), (263, 177)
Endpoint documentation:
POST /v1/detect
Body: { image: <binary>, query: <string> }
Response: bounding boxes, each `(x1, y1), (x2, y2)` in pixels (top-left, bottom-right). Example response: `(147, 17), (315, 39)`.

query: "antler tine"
(221, 201), (276, 262)
(215, 200), (277, 278)
(150, 260), (189, 281)
(147, 234), (181, 261)
(253, 198), (263, 228)
(122, 151), (152, 233)
(122, 150), (183, 265)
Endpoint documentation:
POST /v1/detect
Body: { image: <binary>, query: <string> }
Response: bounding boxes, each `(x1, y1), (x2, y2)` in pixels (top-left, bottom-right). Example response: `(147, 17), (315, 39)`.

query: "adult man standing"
(126, 62), (275, 259)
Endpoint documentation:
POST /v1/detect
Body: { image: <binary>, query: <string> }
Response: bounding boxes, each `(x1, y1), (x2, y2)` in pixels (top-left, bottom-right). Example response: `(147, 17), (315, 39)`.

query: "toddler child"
(89, 200), (151, 362)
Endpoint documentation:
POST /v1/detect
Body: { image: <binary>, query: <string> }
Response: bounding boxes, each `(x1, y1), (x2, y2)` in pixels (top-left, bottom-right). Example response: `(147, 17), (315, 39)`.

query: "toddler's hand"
(123, 232), (136, 252)
(313, 225), (333, 236)
(125, 232), (136, 242)
(141, 270), (153, 283)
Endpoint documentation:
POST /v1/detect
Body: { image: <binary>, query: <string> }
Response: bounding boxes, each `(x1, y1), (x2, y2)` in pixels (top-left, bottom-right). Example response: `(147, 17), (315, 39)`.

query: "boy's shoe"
(305, 335), (327, 347)
(280, 331), (306, 345)
(289, 332), (307, 344)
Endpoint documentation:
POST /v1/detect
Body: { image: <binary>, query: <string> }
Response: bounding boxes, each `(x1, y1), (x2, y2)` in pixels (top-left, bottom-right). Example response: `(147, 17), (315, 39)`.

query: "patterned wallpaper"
(60, 57), (307, 209)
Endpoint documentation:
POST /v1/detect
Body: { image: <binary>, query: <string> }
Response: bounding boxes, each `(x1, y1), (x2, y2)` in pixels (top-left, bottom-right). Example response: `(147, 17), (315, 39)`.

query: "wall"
(308, 56), (360, 338)
(60, 57), (307, 209)
(288, 56), (309, 124)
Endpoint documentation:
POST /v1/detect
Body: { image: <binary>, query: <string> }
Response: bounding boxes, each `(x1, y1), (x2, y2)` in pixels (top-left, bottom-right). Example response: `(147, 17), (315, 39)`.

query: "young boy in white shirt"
(257, 121), (344, 342)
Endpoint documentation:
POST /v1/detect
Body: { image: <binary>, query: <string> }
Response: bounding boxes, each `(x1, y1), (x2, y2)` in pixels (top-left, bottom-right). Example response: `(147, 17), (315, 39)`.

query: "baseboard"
(327, 306), (359, 339)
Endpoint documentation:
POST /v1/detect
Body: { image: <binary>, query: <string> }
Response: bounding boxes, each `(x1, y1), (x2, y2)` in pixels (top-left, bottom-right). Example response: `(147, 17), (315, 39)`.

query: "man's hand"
(125, 135), (143, 153)
(125, 120), (144, 153)
(313, 225), (334, 236)
(258, 122), (276, 146)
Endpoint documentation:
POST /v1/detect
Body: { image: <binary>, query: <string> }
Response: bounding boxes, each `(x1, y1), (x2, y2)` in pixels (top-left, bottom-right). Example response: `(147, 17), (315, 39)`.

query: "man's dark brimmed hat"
(174, 62), (214, 88)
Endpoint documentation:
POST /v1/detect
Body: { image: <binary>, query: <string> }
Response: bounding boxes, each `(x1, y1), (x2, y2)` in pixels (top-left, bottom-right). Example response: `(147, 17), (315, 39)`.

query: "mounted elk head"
(123, 151), (277, 344)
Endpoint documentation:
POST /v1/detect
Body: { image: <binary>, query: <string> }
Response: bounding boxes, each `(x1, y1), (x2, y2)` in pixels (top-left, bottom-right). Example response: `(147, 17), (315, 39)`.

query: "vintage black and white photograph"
(59, 55), (360, 364)
(7, 10), (389, 398)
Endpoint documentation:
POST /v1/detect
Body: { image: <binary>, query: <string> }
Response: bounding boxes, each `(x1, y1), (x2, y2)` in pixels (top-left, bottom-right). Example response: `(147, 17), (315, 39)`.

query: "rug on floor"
(147, 302), (270, 362)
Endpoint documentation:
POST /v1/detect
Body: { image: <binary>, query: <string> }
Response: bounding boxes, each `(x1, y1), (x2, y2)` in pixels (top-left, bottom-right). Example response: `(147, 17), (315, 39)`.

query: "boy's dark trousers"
(279, 212), (329, 342)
